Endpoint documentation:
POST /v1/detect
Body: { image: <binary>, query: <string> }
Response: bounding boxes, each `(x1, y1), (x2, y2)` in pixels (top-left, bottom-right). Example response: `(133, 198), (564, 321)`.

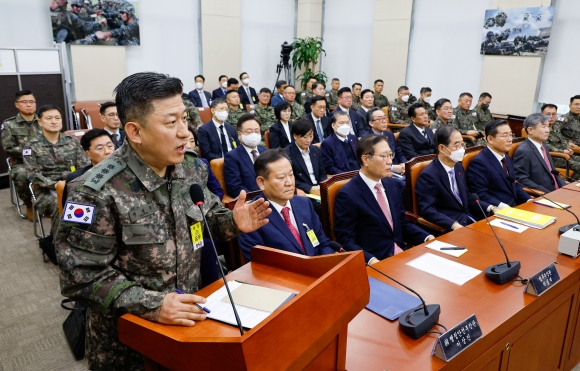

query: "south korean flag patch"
(62, 201), (96, 225)
(23, 148), (32, 156)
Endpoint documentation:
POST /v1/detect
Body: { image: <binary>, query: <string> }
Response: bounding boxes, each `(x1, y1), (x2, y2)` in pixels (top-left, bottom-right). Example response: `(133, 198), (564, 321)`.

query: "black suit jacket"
(223, 145), (267, 197)
(237, 86), (258, 105)
(365, 130), (407, 165)
(357, 107), (369, 127)
(304, 97), (331, 116)
(320, 134), (359, 175)
(197, 120), (241, 161)
(107, 129), (125, 150)
(211, 87), (228, 100)
(331, 107), (368, 137)
(303, 113), (332, 143)
(188, 89), (212, 107)
(62, 165), (93, 208)
(285, 143), (326, 193)
(398, 124), (435, 159)
(513, 138), (566, 193)
(269, 121), (293, 149)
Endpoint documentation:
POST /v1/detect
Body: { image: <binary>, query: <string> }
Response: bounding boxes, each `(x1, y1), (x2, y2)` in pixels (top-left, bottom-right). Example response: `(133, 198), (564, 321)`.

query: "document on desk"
(489, 218), (528, 233)
(425, 240), (468, 258)
(406, 253), (482, 285)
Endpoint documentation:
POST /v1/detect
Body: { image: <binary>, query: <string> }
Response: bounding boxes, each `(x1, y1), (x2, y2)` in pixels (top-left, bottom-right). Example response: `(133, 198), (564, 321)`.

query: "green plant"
(291, 37), (326, 89)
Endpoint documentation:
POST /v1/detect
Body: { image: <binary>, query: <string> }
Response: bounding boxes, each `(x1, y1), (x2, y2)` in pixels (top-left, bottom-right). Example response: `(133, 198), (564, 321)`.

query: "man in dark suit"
(398, 103), (435, 159)
(99, 102), (125, 149)
(237, 72), (258, 106)
(331, 87), (368, 137)
(513, 113), (566, 193)
(238, 148), (333, 261)
(416, 126), (476, 232)
(303, 95), (332, 144)
(224, 114), (267, 198)
(271, 80), (287, 107)
(188, 74), (212, 108)
(356, 89), (375, 127)
(467, 120), (531, 214)
(197, 99), (240, 162)
(334, 134), (433, 263)
(304, 82), (331, 117)
(211, 75), (229, 100)
(320, 110), (360, 175)
(366, 107), (407, 178)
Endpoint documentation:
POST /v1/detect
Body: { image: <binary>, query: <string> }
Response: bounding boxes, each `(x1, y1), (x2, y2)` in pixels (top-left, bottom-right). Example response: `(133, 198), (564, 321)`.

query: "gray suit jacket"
(513, 138), (565, 193)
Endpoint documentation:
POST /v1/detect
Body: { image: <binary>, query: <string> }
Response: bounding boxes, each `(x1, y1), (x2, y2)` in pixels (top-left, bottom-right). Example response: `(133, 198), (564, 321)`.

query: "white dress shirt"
(197, 89), (209, 107)
(270, 199), (298, 230)
(311, 112), (325, 139)
(528, 138), (545, 159)
(280, 121), (292, 142)
(105, 128), (120, 141)
(242, 143), (258, 163)
(213, 119), (232, 152)
(487, 146), (511, 210)
(440, 161), (458, 196)
(412, 123), (428, 137)
(297, 143), (317, 184)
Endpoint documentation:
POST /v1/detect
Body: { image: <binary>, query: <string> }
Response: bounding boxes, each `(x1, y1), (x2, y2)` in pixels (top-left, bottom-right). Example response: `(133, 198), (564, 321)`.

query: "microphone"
(552, 169), (575, 183)
(506, 175), (580, 234)
(189, 184), (245, 335)
(470, 193), (520, 285)
(328, 242), (440, 339)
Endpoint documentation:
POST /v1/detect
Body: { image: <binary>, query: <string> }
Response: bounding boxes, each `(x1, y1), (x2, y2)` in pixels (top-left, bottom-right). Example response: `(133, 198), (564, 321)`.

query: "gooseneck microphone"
(552, 168), (575, 183)
(470, 193), (520, 285)
(328, 241), (440, 339)
(189, 184), (244, 335)
(506, 175), (580, 234)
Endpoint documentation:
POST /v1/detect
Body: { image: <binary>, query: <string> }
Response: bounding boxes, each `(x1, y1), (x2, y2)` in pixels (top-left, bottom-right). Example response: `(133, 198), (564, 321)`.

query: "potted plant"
(291, 37), (327, 90)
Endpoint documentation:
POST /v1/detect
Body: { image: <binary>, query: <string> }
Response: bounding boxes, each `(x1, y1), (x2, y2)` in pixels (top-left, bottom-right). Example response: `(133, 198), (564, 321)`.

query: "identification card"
(190, 222), (204, 250)
(303, 223), (319, 247)
(70, 165), (76, 172)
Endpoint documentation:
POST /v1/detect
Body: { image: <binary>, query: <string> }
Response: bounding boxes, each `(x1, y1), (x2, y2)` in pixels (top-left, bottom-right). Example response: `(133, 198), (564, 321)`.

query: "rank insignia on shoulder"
(62, 201), (96, 225)
(391, 107), (397, 111)
(23, 148), (31, 156)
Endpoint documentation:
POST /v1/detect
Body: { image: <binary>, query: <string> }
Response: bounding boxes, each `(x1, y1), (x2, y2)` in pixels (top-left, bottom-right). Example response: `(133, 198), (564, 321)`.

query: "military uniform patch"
(62, 201), (96, 224)
(0, 124), (4, 131)
(472, 112), (477, 116)
(84, 158), (126, 191)
(23, 148), (31, 156)
(391, 107), (397, 111)
(557, 116), (565, 122)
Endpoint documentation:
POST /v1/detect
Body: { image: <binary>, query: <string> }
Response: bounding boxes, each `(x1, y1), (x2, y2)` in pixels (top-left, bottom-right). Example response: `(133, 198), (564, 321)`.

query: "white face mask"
(221, 82), (227, 89)
(241, 132), (261, 147)
(423, 96), (431, 103)
(445, 146), (465, 162)
(401, 94), (410, 103)
(337, 124), (351, 137)
(242, 78), (250, 85)
(195, 82), (204, 90)
(215, 110), (228, 122)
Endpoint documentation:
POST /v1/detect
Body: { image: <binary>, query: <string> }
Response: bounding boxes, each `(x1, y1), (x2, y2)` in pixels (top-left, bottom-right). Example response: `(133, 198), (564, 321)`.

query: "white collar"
(311, 112), (322, 122)
(270, 199), (291, 214)
(487, 146), (505, 161)
(339, 105), (348, 112)
(361, 106), (370, 112)
(359, 171), (382, 191)
(528, 138), (543, 151)
(213, 119), (225, 129)
(413, 123), (426, 133)
(440, 160), (455, 173)
(296, 142), (310, 155)
(335, 133), (348, 142)
(105, 128), (119, 135)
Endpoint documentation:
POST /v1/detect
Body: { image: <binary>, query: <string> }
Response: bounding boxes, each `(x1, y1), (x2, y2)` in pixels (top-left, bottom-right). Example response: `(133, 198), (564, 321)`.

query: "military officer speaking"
(57, 72), (272, 371)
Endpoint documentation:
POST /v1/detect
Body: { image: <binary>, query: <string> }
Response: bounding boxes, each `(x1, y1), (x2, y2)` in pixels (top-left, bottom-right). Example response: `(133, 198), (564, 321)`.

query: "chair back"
(64, 129), (90, 140)
(319, 170), (359, 240)
(56, 180), (66, 216)
(197, 107), (212, 124)
(209, 158), (234, 202)
(264, 130), (270, 149)
(405, 154), (436, 213)
(462, 145), (485, 171)
(508, 137), (525, 159)
(382, 107), (390, 122)
(521, 128), (528, 138)
(394, 132), (399, 144)
(71, 101), (102, 129)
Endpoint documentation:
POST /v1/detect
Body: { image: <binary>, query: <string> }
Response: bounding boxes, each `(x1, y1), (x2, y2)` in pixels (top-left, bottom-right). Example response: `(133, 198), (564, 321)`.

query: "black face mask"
(481, 103), (490, 110)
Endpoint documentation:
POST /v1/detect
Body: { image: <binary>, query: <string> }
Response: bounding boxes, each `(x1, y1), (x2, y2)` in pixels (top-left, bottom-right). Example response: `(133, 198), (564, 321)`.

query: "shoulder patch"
(391, 107), (397, 111)
(23, 148), (31, 156)
(451, 115), (456, 119)
(62, 201), (96, 224)
(250, 110), (255, 114)
(472, 112), (477, 116)
(0, 124), (3, 131)
(84, 158), (126, 191)
(325, 93), (329, 97)
(557, 116), (565, 122)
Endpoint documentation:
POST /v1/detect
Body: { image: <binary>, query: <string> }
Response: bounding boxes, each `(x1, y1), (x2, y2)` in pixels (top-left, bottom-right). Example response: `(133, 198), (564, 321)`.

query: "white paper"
(406, 253), (482, 285)
(425, 240), (467, 258)
(205, 281), (271, 329)
(489, 219), (528, 233)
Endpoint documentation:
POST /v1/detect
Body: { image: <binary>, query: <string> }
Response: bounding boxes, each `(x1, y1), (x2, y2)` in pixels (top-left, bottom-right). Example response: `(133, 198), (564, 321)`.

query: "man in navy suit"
(188, 74), (212, 108)
(416, 126), (476, 232)
(398, 103), (436, 159)
(224, 113), (267, 198)
(334, 134), (433, 263)
(237, 72), (258, 106)
(331, 87), (368, 137)
(197, 99), (240, 162)
(304, 82), (331, 117)
(320, 110), (360, 175)
(467, 120), (530, 214)
(356, 89), (375, 127)
(238, 149), (333, 261)
(303, 95), (332, 144)
(211, 75), (229, 100)
(99, 102), (125, 149)
(271, 80), (287, 107)
(513, 113), (566, 193)
(366, 107), (407, 178)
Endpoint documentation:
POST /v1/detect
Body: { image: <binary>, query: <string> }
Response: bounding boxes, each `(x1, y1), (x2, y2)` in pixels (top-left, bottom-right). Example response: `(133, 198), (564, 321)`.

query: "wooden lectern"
(118, 246), (370, 371)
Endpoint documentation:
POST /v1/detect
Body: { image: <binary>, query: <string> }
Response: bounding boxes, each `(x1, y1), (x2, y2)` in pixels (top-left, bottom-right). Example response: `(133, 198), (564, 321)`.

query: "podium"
(118, 246), (370, 371)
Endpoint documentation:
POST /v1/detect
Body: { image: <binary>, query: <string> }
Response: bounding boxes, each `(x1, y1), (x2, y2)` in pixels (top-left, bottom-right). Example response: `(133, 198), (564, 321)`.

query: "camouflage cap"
(70, 0), (83, 6)
(119, 2), (135, 15)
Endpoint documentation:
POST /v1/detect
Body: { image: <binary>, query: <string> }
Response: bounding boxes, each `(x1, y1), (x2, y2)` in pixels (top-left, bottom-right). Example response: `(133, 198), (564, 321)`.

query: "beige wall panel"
(374, 0), (413, 20)
(201, 14), (241, 91)
(298, 0), (322, 4)
(296, 21), (322, 39)
(492, 0), (551, 8)
(70, 45), (125, 101)
(202, 0), (241, 17)
(480, 56), (542, 116)
(297, 1), (322, 22)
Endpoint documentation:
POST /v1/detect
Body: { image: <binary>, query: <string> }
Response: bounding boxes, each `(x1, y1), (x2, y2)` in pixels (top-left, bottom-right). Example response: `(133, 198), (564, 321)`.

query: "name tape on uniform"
(62, 201), (96, 225)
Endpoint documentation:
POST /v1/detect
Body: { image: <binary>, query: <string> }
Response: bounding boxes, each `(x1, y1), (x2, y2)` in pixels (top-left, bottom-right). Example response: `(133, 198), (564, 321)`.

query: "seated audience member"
(238, 149), (333, 261)
(185, 125), (224, 200)
(357, 89), (375, 127)
(271, 80), (287, 107)
(431, 98), (457, 131)
(334, 135), (434, 263)
(351, 83), (363, 111)
(304, 82), (331, 117)
(453, 92), (485, 147)
(269, 101), (294, 149)
(398, 103), (436, 159)
(543, 103), (580, 178)
(238, 72), (258, 105)
(284, 119), (327, 214)
(416, 126), (476, 232)
(320, 110), (360, 175)
(373, 79), (390, 108)
(389, 86), (412, 125)
(23, 104), (90, 237)
(211, 74), (229, 100)
(332, 87), (367, 137)
(474, 92), (493, 131)
(225, 90), (245, 125)
(226, 77), (240, 92)
(304, 95), (332, 144)
(198, 99), (240, 161)
(328, 78), (340, 109)
(188, 74), (212, 107)
(366, 107), (407, 178)
(281, 85), (305, 122)
(300, 77), (317, 104)
(513, 113), (566, 193)
(466, 120), (530, 214)
(252, 88), (276, 138)
(99, 101), (125, 149)
(419, 87), (436, 122)
(224, 114), (267, 197)
(182, 93), (204, 128)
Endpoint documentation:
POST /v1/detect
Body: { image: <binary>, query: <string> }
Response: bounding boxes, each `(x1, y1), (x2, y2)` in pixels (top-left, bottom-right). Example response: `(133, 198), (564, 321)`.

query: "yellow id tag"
(307, 229), (320, 247)
(70, 165), (76, 172)
(190, 222), (204, 250)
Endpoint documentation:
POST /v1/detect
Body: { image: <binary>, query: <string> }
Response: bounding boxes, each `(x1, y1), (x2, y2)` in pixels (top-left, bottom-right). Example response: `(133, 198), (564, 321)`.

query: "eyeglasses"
(495, 133), (514, 139)
(93, 143), (115, 152)
(366, 152), (394, 161)
(372, 116), (387, 122)
(16, 100), (36, 105)
(448, 142), (466, 150)
(105, 113), (118, 118)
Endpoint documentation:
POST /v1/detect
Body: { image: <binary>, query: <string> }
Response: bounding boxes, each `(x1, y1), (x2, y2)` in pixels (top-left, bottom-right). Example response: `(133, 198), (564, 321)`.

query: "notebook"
(366, 277), (422, 321)
(494, 207), (556, 229)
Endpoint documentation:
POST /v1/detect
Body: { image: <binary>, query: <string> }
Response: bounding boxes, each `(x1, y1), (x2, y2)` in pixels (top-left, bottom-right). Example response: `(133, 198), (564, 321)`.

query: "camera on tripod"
(280, 41), (293, 67)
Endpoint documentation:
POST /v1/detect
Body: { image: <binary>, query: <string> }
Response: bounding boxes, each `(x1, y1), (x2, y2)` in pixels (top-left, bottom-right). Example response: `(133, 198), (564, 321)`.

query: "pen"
(500, 221), (519, 230)
(440, 247), (466, 251)
(174, 288), (211, 313)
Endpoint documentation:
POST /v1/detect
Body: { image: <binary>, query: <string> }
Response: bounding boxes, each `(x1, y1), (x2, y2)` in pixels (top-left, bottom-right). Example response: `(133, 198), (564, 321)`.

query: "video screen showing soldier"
(480, 7), (554, 56)
(49, 0), (140, 46)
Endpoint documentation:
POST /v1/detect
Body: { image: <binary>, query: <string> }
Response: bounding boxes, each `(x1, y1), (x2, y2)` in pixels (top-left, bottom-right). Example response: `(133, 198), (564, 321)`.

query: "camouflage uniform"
(328, 90), (339, 110)
(558, 112), (580, 146)
(109, 5), (139, 46)
(430, 116), (456, 131)
(23, 133), (90, 236)
(547, 121), (580, 180)
(373, 93), (390, 108)
(473, 105), (493, 131)
(56, 143), (241, 371)
(182, 95), (203, 128)
(300, 89), (313, 105)
(422, 101), (437, 122)
(389, 100), (411, 125)
(226, 107), (246, 126)
(252, 104), (276, 135)
(51, 6), (101, 42)
(289, 102), (305, 122)
(453, 107), (485, 147)
(1, 113), (41, 204)
(351, 95), (362, 111)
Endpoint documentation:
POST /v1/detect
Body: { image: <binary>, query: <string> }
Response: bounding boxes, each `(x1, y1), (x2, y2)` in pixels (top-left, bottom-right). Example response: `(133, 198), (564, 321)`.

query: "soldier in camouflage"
(351, 83), (362, 111)
(50, 0), (105, 43)
(299, 77), (317, 105)
(225, 90), (246, 126)
(252, 88), (276, 144)
(430, 98), (457, 131)
(1, 90), (42, 219)
(558, 95), (580, 151)
(389, 86), (412, 125)
(418, 87), (437, 123)
(328, 78), (340, 110)
(182, 94), (203, 128)
(56, 72), (271, 371)
(282, 85), (305, 122)
(104, 2), (140, 45)
(23, 105), (90, 236)
(543, 103), (580, 179)
(453, 93), (485, 147)
(473, 92), (494, 131)
(373, 79), (390, 108)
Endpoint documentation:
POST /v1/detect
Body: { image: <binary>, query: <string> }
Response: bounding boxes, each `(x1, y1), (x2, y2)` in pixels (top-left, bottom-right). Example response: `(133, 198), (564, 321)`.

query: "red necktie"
(374, 183), (403, 254)
(281, 207), (305, 253)
(541, 145), (559, 190)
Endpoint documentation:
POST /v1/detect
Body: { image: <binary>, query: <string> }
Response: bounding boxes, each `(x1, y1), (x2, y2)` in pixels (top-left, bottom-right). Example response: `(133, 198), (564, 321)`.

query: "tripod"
(273, 55), (292, 92)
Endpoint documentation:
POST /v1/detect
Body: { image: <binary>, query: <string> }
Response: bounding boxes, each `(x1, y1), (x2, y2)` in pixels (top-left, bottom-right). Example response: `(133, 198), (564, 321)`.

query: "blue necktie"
(449, 169), (462, 205)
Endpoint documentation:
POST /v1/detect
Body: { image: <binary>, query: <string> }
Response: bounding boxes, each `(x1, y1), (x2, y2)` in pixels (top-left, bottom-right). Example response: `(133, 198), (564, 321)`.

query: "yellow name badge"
(70, 166), (76, 172)
(190, 222), (204, 250)
(232, 141), (237, 148)
(306, 229), (320, 247)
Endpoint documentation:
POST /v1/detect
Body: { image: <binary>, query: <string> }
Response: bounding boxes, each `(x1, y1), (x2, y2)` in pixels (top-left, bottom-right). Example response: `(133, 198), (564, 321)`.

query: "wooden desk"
(563, 181), (580, 193)
(346, 227), (580, 371)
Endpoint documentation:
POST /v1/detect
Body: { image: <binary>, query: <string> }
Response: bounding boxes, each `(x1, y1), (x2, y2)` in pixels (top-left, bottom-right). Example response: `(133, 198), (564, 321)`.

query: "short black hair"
(485, 119), (509, 138)
(259, 87), (271, 95)
(541, 103), (558, 112)
(398, 86), (409, 93)
(434, 98), (451, 111)
(331, 110), (350, 124)
(408, 102), (425, 118)
(113, 72), (183, 125)
(420, 87), (432, 94)
(227, 78), (239, 87)
(361, 89), (373, 99)
(254, 148), (290, 179)
(15, 90), (34, 101)
(479, 92), (492, 99)
(99, 101), (116, 115)
(239, 72), (248, 80)
(194, 74), (205, 82)
(434, 125), (458, 154)
(291, 118), (315, 137)
(187, 124), (198, 145)
(310, 95), (327, 107)
(312, 82), (325, 91)
(337, 87), (351, 97)
(225, 90), (239, 99)
(80, 129), (112, 151)
(570, 95), (580, 103)
(236, 113), (260, 131)
(356, 134), (389, 165)
(459, 92), (473, 99)
(374, 79), (383, 85)
(211, 98), (227, 109)
(307, 77), (317, 82)
(284, 85), (295, 91)
(275, 80), (287, 89)
(366, 107), (382, 126)
(274, 101), (292, 120)
(352, 83), (362, 89)
(331, 78), (340, 82)
(37, 104), (62, 119)
(218, 75), (228, 82)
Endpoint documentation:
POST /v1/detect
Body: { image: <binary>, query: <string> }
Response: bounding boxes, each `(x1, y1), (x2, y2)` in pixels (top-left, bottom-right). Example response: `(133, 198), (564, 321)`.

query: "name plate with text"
(432, 314), (482, 362)
(524, 263), (560, 297)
